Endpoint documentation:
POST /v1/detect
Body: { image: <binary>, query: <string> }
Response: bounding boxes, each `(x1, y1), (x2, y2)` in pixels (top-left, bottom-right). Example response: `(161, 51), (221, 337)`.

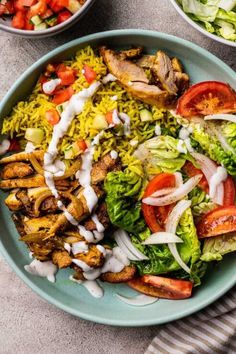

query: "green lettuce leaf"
(189, 187), (216, 217)
(215, 19), (236, 39)
(180, 0), (219, 21)
(201, 233), (236, 261)
(192, 125), (236, 175)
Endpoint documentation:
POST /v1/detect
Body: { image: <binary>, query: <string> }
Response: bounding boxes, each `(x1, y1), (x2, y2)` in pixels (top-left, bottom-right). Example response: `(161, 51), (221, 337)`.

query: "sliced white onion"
(191, 152), (225, 205)
(209, 166), (227, 202)
(174, 172), (183, 187)
(205, 114), (236, 124)
(116, 294), (158, 306)
(142, 232), (183, 245)
(114, 229), (149, 261)
(0, 139), (10, 155)
(150, 187), (176, 198)
(142, 175), (202, 206)
(166, 200), (191, 274)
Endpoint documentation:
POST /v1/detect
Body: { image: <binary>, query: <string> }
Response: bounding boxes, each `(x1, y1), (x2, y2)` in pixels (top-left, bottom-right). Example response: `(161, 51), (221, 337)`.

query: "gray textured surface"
(0, 1), (235, 353)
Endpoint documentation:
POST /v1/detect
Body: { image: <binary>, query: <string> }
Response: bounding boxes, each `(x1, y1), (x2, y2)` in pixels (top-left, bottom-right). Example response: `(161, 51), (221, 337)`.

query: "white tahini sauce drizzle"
(91, 214), (105, 232)
(111, 95), (118, 101)
(72, 241), (88, 255)
(69, 275), (104, 298)
(102, 73), (117, 84)
(177, 139), (187, 154)
(0, 139), (10, 155)
(178, 127), (194, 152)
(78, 225), (96, 243)
(25, 142), (36, 153)
(129, 139), (138, 147)
(64, 242), (71, 254)
(72, 259), (93, 272)
(119, 112), (131, 136)
(155, 124), (161, 136)
(209, 166), (228, 199)
(112, 246), (130, 266)
(112, 109), (122, 125)
(110, 150), (118, 160)
(42, 78), (61, 95)
(24, 259), (57, 283)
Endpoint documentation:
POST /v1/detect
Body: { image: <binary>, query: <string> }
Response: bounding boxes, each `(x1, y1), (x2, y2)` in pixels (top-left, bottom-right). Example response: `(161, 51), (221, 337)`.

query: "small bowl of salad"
(0, 0), (95, 37)
(170, 0), (236, 47)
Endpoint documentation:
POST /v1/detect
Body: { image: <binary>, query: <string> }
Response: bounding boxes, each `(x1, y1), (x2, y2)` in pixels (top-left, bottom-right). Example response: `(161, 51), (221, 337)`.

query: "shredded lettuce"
(178, 0), (236, 42)
(189, 187), (216, 217)
(201, 233), (236, 261)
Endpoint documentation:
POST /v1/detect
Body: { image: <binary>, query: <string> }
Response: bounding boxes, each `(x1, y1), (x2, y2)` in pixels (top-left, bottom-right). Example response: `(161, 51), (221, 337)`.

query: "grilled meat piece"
(171, 57), (183, 73)
(41, 196), (58, 214)
(152, 51), (178, 95)
(174, 72), (190, 96)
(100, 47), (175, 108)
(74, 245), (105, 268)
(52, 250), (72, 268)
(5, 192), (23, 211)
(23, 215), (58, 234)
(137, 55), (155, 68)
(100, 265), (136, 283)
(0, 151), (44, 164)
(119, 47), (143, 60)
(1, 162), (34, 179)
(84, 202), (110, 231)
(91, 153), (120, 184)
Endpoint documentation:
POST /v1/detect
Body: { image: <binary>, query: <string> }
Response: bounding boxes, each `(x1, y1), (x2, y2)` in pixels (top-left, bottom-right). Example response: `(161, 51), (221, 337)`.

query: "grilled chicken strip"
(52, 250), (72, 268)
(152, 51), (178, 95)
(0, 174), (73, 189)
(0, 150), (44, 164)
(118, 47), (143, 60)
(84, 202), (110, 231)
(1, 162), (34, 179)
(5, 192), (23, 211)
(100, 265), (136, 283)
(100, 46), (175, 108)
(74, 245), (105, 268)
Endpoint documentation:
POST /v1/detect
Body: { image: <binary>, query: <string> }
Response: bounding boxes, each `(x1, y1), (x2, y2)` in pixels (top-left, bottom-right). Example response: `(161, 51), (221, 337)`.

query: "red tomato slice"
(223, 176), (236, 206)
(57, 9), (72, 24)
(45, 109), (60, 125)
(182, 161), (208, 193)
(12, 11), (25, 29)
(128, 276), (193, 300)
(177, 81), (236, 117)
(197, 206), (236, 238)
(52, 86), (74, 104)
(105, 111), (114, 125)
(57, 68), (76, 85)
(83, 64), (97, 84)
(141, 173), (176, 233)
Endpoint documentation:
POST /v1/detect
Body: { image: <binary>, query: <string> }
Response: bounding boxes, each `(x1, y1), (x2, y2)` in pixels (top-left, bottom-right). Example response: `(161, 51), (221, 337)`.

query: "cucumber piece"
(45, 15), (57, 27)
(34, 22), (48, 31)
(25, 128), (44, 144)
(30, 15), (42, 26)
(140, 109), (153, 122)
(66, 0), (81, 14)
(64, 146), (74, 160)
(93, 114), (108, 130)
(56, 102), (68, 115)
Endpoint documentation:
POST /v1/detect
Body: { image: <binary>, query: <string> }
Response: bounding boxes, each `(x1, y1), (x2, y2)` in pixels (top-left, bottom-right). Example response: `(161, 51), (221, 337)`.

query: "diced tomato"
(24, 9), (34, 30)
(12, 11), (25, 29)
(223, 176), (235, 206)
(57, 67), (76, 85)
(14, 0), (26, 11)
(0, 1), (15, 15)
(8, 138), (21, 152)
(45, 109), (60, 125)
(182, 161), (209, 193)
(52, 86), (74, 104)
(197, 206), (236, 238)
(57, 9), (72, 24)
(77, 139), (87, 151)
(55, 63), (67, 73)
(83, 64), (97, 84)
(177, 81), (236, 117)
(128, 276), (193, 300)
(29, 0), (47, 16)
(47, 0), (68, 13)
(41, 7), (53, 18)
(141, 173), (176, 233)
(105, 111), (114, 125)
(22, 0), (37, 7)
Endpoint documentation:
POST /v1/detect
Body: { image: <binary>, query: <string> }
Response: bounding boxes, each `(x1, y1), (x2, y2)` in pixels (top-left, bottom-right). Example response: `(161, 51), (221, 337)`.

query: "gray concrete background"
(0, 1), (235, 353)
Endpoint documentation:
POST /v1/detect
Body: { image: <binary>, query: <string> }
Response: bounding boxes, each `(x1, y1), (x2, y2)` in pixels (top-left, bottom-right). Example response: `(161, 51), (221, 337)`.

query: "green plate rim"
(0, 29), (236, 326)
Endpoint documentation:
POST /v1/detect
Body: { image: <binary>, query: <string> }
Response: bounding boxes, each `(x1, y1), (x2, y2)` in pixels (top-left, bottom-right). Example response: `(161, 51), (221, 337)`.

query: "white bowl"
(170, 0), (236, 48)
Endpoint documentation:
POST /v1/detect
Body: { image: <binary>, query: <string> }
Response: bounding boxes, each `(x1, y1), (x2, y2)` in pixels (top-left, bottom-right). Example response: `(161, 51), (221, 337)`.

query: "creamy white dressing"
(111, 95), (118, 101)
(179, 127), (189, 140)
(102, 73), (117, 84)
(64, 242), (71, 254)
(110, 150), (118, 160)
(209, 166), (228, 200)
(112, 109), (121, 125)
(129, 139), (138, 147)
(57, 200), (78, 226)
(24, 259), (57, 283)
(177, 139), (187, 154)
(42, 78), (61, 95)
(155, 124), (161, 136)
(91, 214), (105, 232)
(83, 186), (98, 213)
(83, 268), (102, 281)
(72, 259), (93, 272)
(96, 245), (107, 257)
(69, 275), (103, 298)
(101, 256), (124, 274)
(0, 139), (10, 155)
(72, 241), (88, 255)
(29, 251), (33, 259)
(25, 142), (36, 153)
(119, 112), (131, 136)
(112, 246), (130, 266)
(78, 225), (96, 243)
(93, 230), (104, 242)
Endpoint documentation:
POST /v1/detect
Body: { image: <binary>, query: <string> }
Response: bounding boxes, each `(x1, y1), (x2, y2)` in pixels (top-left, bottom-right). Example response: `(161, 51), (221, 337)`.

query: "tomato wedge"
(223, 176), (236, 206)
(45, 109), (60, 125)
(128, 276), (193, 300)
(177, 81), (236, 117)
(57, 67), (76, 86)
(197, 206), (236, 238)
(12, 11), (25, 29)
(105, 111), (113, 125)
(182, 161), (208, 193)
(141, 173), (176, 233)
(83, 64), (97, 84)
(57, 9), (72, 24)
(52, 86), (74, 104)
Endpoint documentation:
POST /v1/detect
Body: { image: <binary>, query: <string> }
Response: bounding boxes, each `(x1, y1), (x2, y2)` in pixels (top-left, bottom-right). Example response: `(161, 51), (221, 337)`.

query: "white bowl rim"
(170, 0), (236, 48)
(0, 0), (96, 36)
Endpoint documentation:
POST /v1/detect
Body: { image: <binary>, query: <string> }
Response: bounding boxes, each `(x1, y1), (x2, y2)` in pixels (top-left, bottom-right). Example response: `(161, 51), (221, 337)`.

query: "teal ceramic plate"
(0, 30), (236, 326)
